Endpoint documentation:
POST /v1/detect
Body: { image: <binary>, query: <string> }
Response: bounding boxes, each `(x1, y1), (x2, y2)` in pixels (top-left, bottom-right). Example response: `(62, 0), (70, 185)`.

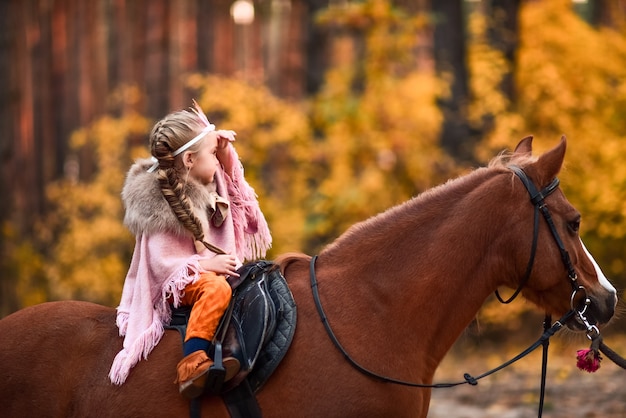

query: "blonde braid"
(149, 110), (214, 252)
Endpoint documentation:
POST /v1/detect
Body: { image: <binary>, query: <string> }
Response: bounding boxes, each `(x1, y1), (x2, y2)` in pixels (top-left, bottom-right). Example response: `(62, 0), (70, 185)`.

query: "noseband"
(501, 166), (597, 336)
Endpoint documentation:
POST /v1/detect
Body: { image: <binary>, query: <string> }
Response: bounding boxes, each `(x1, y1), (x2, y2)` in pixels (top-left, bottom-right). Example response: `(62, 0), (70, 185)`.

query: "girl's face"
(186, 132), (219, 185)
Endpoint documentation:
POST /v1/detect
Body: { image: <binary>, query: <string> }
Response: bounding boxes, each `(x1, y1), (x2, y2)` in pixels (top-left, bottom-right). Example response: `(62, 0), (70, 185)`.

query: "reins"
(310, 254), (576, 390)
(308, 165), (625, 418)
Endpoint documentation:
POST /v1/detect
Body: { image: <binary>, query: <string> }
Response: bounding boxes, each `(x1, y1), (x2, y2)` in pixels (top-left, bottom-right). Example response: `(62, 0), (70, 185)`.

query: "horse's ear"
(534, 135), (567, 180)
(514, 136), (534, 155)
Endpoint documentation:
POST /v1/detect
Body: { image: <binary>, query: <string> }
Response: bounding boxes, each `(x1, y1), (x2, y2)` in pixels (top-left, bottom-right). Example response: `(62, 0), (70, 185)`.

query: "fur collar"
(122, 159), (224, 238)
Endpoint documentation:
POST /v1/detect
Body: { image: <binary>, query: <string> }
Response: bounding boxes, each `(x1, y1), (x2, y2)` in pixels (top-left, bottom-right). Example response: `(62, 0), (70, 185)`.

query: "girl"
(109, 101), (272, 399)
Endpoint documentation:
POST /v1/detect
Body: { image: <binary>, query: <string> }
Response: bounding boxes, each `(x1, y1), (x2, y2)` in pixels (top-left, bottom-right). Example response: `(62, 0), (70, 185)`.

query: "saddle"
(167, 260), (297, 415)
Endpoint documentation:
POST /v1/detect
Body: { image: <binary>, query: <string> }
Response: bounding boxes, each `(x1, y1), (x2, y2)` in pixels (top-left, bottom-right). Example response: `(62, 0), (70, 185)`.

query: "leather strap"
(222, 380), (263, 418)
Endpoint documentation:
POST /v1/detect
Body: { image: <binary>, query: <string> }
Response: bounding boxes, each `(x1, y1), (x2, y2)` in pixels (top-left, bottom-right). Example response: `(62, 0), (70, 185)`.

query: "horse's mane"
(488, 148), (537, 169)
(320, 149), (538, 256)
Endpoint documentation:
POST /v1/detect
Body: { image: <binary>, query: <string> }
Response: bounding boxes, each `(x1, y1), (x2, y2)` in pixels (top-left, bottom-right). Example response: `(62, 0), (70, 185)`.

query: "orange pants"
(179, 272), (232, 342)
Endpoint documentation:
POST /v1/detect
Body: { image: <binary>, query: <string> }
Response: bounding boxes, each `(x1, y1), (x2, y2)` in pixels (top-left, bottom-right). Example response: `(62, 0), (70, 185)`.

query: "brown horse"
(0, 137), (617, 418)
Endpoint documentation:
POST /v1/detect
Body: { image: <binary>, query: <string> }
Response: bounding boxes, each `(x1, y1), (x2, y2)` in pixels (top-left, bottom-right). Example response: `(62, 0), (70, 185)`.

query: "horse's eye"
(568, 218), (581, 234)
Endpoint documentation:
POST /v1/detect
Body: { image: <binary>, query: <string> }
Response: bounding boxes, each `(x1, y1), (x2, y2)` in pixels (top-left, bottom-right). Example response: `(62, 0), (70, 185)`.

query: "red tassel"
(576, 348), (602, 373)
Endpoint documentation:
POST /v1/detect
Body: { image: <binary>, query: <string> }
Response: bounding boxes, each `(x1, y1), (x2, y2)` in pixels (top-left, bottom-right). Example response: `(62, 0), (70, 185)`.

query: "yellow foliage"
(2, 223), (47, 307)
(484, 1), (626, 242)
(38, 108), (149, 306)
(466, 13), (510, 128)
(473, 0), (626, 325)
(309, 0), (459, 245)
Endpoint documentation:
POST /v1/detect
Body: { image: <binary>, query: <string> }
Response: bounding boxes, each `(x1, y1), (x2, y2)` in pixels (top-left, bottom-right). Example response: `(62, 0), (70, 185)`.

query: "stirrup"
(205, 342), (239, 395)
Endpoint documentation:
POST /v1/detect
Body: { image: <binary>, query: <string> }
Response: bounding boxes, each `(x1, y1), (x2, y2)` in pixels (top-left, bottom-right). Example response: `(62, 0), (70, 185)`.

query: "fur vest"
(122, 158), (229, 246)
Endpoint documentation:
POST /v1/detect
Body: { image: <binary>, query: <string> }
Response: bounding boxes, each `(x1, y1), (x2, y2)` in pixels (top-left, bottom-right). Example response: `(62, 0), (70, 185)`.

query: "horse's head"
(505, 136), (617, 332)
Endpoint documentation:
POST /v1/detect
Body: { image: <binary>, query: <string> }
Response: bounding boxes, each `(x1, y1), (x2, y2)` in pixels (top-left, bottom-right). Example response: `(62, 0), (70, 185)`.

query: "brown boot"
(175, 350), (240, 399)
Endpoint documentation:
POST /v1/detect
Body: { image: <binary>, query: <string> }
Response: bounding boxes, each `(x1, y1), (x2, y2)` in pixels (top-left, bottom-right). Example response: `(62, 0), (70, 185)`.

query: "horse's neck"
(318, 169), (510, 379)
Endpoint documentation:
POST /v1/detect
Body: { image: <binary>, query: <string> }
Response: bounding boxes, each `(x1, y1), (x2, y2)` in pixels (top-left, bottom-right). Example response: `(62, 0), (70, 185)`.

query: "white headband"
(147, 124), (215, 173)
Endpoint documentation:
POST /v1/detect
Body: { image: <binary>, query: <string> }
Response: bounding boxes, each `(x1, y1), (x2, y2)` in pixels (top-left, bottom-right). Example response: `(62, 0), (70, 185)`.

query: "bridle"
(503, 166), (598, 336)
(504, 165), (599, 415)
(496, 166), (564, 303)
(308, 165), (601, 417)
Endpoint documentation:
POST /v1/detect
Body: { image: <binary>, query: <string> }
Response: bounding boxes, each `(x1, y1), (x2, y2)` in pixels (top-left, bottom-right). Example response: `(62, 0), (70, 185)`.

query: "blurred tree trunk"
(263, 0), (306, 98)
(144, 0), (169, 118)
(432, 0), (472, 161)
(304, 0), (330, 95)
(486, 0), (520, 104)
(196, 0), (215, 73)
(591, 0), (626, 28)
(282, 0), (306, 98)
(0, 0), (18, 317)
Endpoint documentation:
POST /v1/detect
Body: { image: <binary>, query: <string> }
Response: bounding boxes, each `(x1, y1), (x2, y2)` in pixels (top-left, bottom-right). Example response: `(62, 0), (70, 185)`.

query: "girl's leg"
(175, 272), (238, 398)
(181, 272), (232, 342)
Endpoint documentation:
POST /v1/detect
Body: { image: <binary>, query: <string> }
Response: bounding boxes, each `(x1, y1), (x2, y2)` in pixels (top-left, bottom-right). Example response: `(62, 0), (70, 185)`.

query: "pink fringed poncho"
(109, 144), (271, 385)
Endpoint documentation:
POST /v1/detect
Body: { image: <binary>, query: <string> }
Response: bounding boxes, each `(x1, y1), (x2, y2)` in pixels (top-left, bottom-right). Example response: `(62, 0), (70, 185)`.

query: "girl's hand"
(215, 130), (236, 174)
(216, 130), (236, 144)
(200, 254), (240, 277)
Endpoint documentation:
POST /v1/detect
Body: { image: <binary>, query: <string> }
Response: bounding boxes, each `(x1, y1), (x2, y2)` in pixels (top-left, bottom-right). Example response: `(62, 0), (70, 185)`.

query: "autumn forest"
(2, 0), (626, 346)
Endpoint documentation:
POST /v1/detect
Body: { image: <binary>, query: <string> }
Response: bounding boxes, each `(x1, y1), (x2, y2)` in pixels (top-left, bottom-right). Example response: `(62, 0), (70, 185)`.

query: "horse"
(0, 136), (617, 418)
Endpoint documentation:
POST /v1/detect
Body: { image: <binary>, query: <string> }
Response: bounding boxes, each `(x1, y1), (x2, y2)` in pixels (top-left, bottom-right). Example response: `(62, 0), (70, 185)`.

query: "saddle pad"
(167, 261), (297, 395)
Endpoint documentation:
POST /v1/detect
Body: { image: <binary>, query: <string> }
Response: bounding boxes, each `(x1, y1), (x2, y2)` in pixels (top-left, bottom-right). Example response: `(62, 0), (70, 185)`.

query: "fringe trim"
(175, 350), (211, 384)
(243, 226), (272, 260)
(162, 256), (203, 310)
(109, 258), (203, 385)
(116, 310), (129, 336)
(109, 316), (164, 385)
(225, 149), (272, 261)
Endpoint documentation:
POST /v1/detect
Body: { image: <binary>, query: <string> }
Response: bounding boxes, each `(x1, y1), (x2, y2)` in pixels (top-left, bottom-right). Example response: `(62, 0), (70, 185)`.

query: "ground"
(428, 334), (626, 417)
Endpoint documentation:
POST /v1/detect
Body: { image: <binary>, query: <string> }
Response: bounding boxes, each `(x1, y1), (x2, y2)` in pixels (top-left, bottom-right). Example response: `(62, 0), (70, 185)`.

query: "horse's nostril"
(598, 292), (617, 323)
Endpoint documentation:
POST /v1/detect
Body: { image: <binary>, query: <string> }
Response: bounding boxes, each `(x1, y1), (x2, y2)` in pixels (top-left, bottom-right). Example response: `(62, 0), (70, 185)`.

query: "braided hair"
(149, 108), (219, 253)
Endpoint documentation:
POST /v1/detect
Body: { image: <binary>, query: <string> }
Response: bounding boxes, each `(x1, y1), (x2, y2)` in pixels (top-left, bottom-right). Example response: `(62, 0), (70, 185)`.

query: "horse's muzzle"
(568, 290), (617, 331)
